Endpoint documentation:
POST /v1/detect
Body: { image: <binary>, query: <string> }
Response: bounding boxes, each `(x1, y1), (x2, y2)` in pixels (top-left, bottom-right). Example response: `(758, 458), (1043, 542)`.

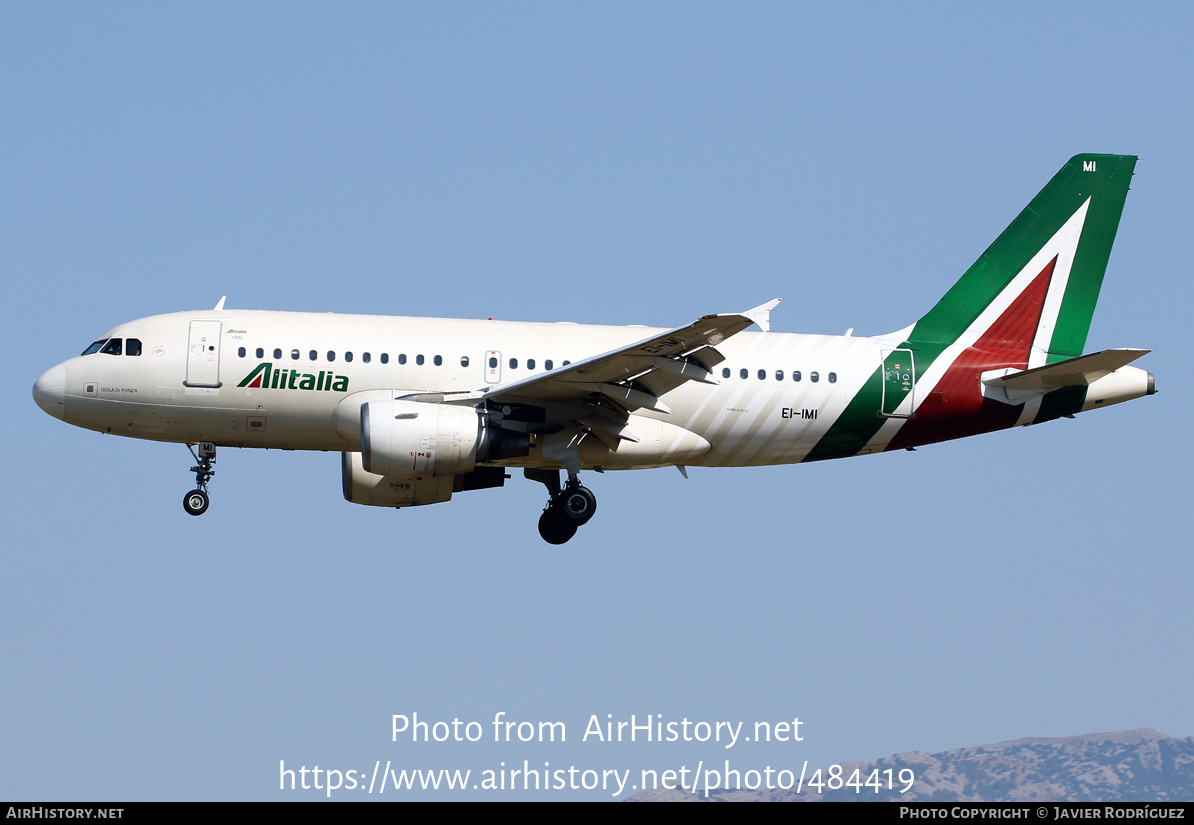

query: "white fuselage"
(37, 308), (888, 469)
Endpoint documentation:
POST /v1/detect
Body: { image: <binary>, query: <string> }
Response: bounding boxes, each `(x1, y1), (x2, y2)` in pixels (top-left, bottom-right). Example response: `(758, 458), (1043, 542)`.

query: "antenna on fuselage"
(213, 296), (227, 311)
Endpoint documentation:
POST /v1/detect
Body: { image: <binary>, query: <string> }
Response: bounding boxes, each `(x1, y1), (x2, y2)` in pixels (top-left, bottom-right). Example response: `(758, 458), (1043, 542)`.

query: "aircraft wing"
(478, 300), (780, 414)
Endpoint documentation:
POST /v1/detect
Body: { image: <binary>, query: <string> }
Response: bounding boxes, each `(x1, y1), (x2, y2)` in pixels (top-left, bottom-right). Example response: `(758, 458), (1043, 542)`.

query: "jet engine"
(342, 451), (456, 507)
(360, 399), (529, 478)
(341, 452), (510, 508)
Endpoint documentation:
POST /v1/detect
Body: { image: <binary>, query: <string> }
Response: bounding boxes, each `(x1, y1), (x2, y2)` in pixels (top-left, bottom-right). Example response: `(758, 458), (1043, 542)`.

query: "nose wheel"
(183, 488), (209, 516)
(525, 469), (597, 544)
(184, 442), (217, 517)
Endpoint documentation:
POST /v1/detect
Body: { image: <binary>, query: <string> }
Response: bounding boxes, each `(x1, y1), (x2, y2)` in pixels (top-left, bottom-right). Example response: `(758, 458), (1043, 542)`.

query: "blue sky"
(3, 2), (1190, 800)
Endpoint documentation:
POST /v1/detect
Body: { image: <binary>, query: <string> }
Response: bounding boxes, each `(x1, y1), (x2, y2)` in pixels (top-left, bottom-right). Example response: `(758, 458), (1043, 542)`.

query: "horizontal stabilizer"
(982, 348), (1150, 391)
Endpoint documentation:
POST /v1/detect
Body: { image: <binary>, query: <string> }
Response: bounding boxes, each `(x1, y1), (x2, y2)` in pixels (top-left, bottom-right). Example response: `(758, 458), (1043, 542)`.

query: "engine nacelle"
(360, 399), (531, 478)
(341, 451), (455, 507)
(362, 399), (481, 477)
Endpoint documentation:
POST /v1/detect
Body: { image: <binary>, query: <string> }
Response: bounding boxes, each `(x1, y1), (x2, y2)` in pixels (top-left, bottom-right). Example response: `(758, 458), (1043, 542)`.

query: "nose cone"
(33, 364), (66, 420)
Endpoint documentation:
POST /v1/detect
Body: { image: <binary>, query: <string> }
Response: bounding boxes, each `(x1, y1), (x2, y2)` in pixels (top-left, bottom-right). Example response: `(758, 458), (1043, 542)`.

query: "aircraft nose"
(33, 364), (66, 420)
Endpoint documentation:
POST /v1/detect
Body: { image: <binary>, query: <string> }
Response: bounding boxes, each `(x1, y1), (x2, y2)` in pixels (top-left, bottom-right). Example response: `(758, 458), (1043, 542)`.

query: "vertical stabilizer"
(908, 154), (1136, 362)
(806, 154), (1137, 461)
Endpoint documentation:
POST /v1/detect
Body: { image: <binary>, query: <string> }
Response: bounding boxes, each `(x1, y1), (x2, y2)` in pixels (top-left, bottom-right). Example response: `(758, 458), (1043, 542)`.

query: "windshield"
(81, 339), (108, 356)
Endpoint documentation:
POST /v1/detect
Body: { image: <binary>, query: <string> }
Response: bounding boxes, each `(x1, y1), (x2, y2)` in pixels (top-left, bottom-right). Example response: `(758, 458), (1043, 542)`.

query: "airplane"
(32, 154), (1154, 544)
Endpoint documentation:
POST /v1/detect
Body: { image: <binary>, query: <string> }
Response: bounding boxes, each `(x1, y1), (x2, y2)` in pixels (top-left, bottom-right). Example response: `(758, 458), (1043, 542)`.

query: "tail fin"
(805, 154), (1137, 461)
(908, 153), (1136, 365)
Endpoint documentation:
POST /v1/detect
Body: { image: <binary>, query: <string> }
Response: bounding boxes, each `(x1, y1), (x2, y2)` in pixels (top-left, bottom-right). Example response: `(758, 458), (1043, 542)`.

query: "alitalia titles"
(238, 362), (349, 392)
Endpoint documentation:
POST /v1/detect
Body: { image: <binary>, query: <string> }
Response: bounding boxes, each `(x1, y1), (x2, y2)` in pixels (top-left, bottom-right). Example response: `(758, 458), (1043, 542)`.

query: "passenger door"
(185, 320), (223, 388)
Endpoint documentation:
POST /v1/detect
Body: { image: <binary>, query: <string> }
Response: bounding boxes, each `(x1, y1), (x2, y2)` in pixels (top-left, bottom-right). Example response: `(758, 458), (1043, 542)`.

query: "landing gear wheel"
(560, 484), (597, 524)
(183, 442), (216, 517)
(183, 489), (209, 516)
(538, 506), (578, 545)
(525, 469), (597, 544)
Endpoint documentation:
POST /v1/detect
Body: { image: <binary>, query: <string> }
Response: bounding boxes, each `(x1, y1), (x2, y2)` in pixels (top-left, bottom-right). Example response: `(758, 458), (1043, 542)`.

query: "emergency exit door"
(484, 350), (501, 384)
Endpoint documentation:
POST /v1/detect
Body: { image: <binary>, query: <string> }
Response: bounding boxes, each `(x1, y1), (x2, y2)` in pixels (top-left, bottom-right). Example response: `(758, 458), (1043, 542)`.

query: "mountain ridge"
(628, 728), (1194, 802)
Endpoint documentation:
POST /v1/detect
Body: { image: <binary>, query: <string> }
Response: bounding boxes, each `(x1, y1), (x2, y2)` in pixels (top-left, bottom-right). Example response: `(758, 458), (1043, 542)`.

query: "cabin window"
(329, 351), (337, 361)
(545, 360), (554, 370)
(101, 339), (123, 356)
(829, 372), (837, 384)
(509, 358), (518, 369)
(810, 371), (820, 383)
(363, 352), (371, 363)
(563, 360), (571, 366)
(739, 368), (748, 379)
(256, 348), (264, 358)
(398, 354), (407, 365)
(461, 356), (469, 367)
(527, 358), (536, 370)
(416, 354), (425, 366)
(488, 356), (497, 368)
(291, 349), (300, 360)
(433, 355), (442, 366)
(81, 340), (107, 356)
(344, 351), (353, 363)
(274, 348), (283, 359)
(309, 350), (318, 361)
(237, 346), (246, 358)
(758, 369), (766, 380)
(722, 368), (730, 378)
(126, 339), (142, 356)
(775, 370), (784, 381)
(792, 370), (801, 382)
(380, 353), (389, 364)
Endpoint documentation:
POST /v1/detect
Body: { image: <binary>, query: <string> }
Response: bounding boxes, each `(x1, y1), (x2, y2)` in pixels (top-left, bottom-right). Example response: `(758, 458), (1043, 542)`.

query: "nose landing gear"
(525, 469), (597, 544)
(183, 442), (216, 516)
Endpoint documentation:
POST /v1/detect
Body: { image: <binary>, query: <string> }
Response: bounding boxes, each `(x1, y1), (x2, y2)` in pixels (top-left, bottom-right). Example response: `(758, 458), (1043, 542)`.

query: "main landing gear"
(183, 442), (217, 516)
(526, 469), (597, 545)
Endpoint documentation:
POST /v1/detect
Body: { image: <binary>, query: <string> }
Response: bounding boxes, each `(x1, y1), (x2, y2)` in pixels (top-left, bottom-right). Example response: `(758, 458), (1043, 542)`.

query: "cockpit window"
(126, 338), (142, 356)
(81, 339), (108, 356)
(100, 338), (123, 356)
